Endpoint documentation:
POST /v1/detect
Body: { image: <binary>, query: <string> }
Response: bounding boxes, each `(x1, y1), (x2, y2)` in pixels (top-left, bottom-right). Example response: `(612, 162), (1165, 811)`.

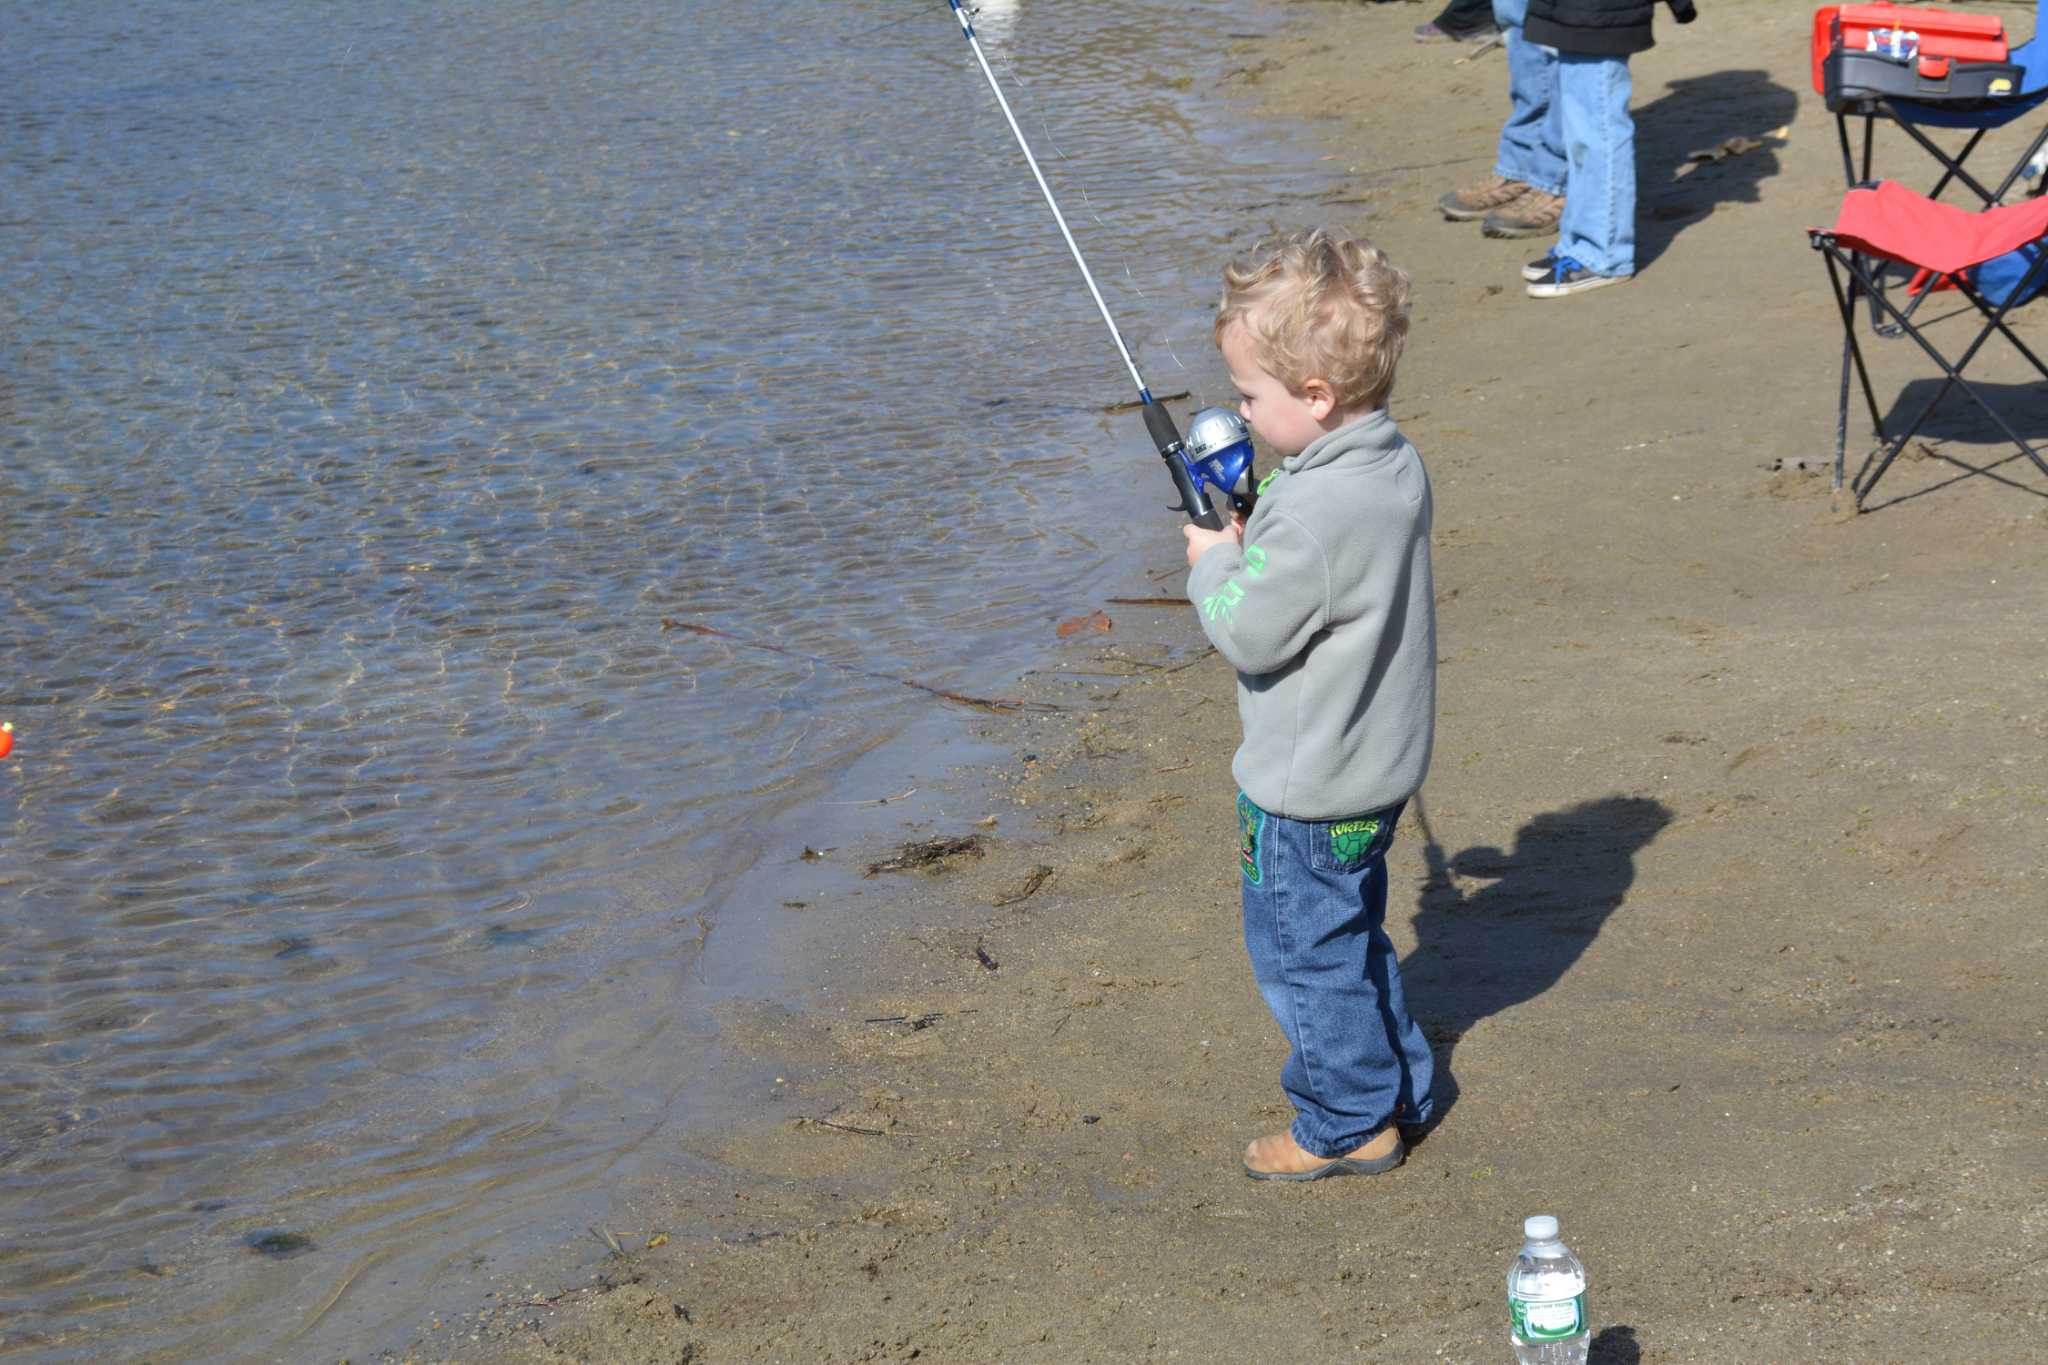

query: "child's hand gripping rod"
(943, 0), (1227, 531)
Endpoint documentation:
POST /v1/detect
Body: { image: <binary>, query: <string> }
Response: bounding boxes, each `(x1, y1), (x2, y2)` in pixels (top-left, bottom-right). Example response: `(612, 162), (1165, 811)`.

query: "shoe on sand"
(1521, 248), (1560, 283)
(1440, 174), (1532, 222)
(1481, 188), (1564, 238)
(1526, 254), (1633, 298)
(1243, 1127), (1405, 1182)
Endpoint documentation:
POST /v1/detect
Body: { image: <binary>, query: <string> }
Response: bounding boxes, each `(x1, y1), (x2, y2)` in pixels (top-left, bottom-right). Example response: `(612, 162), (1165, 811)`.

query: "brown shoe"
(1242, 1127), (1405, 1182)
(1481, 188), (1565, 239)
(1439, 174), (1531, 222)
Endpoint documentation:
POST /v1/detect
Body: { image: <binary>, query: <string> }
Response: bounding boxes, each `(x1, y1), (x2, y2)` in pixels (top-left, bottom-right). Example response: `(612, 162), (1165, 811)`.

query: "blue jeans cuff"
(1293, 1115), (1390, 1160)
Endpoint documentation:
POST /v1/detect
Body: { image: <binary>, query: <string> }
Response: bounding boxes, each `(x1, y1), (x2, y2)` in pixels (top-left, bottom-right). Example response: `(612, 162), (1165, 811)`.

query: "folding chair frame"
(1812, 229), (2048, 507)
(1833, 101), (2048, 208)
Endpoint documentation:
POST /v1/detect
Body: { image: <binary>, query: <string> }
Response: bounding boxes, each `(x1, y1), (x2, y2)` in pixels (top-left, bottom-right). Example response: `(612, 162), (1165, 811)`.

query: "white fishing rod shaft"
(946, 0), (1151, 398)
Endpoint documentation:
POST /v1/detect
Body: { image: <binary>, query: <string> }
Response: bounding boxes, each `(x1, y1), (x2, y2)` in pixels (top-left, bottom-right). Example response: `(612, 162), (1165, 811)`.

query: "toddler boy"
(1183, 228), (1438, 1180)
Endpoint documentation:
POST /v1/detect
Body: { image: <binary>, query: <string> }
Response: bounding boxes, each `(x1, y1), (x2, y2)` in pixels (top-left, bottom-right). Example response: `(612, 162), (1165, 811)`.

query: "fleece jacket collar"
(1275, 408), (1401, 479)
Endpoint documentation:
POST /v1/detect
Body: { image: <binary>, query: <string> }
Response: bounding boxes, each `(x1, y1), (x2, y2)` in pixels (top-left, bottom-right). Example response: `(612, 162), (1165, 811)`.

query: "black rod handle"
(1141, 399), (1223, 531)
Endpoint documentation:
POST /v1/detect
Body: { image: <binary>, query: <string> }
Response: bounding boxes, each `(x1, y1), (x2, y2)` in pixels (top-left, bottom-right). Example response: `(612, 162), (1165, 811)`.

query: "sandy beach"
(398, 1), (2048, 1359)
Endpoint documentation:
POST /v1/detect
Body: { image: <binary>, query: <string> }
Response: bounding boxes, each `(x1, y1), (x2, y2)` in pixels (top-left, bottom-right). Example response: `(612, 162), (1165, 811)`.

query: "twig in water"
(1107, 596), (1191, 607)
(1103, 390), (1190, 413)
(796, 1116), (897, 1137)
(828, 787), (917, 807)
(993, 864), (1054, 907)
(662, 620), (1058, 715)
(862, 1009), (979, 1028)
(589, 1225), (626, 1258)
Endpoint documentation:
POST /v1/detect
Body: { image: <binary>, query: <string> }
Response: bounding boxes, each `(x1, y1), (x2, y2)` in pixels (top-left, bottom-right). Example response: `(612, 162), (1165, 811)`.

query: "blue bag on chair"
(1975, 241), (2047, 306)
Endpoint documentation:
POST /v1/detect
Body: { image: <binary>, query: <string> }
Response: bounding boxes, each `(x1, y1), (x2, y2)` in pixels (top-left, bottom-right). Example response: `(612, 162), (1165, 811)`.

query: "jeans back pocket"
(1310, 805), (1400, 873)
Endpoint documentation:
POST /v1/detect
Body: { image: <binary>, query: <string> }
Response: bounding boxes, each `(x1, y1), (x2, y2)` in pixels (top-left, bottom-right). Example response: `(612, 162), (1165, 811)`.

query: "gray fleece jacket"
(1185, 409), (1435, 820)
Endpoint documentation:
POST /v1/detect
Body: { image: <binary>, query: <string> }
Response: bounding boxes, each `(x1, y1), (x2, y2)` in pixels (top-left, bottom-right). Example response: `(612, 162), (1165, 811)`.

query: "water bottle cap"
(1523, 1214), (1560, 1241)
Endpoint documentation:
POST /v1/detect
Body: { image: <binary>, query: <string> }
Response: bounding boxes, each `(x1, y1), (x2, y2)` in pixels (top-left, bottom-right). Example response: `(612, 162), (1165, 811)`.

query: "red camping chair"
(1814, 4), (2048, 336)
(1810, 180), (2048, 507)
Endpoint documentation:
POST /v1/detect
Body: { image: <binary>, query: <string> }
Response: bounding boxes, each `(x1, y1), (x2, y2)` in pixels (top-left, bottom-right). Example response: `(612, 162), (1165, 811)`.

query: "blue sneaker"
(1526, 254), (1632, 298)
(1520, 248), (1560, 284)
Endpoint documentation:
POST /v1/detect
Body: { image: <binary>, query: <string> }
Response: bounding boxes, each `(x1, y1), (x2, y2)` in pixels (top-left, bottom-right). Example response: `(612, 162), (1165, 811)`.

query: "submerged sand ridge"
(401, 0), (2048, 1359)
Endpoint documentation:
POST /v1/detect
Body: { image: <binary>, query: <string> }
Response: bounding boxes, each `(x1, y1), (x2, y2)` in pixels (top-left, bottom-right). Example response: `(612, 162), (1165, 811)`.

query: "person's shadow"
(1632, 69), (1800, 271)
(1400, 795), (1673, 1135)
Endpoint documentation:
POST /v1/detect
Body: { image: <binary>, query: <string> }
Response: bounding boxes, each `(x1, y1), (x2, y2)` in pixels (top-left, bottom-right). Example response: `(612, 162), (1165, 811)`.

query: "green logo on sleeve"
(1201, 545), (1268, 623)
(1202, 579), (1245, 623)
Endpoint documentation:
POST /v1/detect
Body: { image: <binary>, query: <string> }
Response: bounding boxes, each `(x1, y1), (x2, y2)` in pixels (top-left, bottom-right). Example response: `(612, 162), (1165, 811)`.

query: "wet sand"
(398, 1), (2048, 1359)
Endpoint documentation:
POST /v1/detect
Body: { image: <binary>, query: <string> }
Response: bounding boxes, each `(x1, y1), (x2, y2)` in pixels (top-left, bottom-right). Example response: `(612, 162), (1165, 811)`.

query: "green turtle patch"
(1328, 817), (1382, 864)
(1237, 794), (1265, 884)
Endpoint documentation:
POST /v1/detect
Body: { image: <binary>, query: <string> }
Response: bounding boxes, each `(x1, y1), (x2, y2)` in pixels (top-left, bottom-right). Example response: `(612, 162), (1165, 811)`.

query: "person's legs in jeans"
(1554, 52), (1637, 277)
(1239, 797), (1436, 1158)
(1492, 0), (1565, 196)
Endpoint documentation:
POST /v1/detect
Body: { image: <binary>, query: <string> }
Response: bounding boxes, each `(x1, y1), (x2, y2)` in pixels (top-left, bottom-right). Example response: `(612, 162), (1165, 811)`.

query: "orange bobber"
(0, 723), (12, 760)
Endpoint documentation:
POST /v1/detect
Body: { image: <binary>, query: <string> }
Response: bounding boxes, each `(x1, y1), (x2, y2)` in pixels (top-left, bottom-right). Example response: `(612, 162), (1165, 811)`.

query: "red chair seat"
(1823, 178), (2048, 272)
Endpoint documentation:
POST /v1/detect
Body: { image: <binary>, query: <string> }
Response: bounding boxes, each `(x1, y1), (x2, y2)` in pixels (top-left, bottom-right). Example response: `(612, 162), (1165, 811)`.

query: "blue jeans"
(1491, 0), (1637, 277)
(1555, 54), (1636, 277)
(1238, 795), (1435, 1157)
(1492, 0), (1565, 197)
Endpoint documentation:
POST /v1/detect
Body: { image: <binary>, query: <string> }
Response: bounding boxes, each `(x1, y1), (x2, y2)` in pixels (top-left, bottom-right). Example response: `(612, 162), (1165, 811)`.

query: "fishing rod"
(941, 0), (1256, 532)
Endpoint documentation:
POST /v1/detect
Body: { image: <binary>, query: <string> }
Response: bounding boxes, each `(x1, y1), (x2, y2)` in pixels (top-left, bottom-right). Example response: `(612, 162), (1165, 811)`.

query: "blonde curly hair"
(1213, 228), (1412, 413)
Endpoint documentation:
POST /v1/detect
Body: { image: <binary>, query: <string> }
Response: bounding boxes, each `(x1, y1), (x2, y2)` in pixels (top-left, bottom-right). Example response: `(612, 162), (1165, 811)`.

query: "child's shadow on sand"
(1401, 795), (1673, 1136)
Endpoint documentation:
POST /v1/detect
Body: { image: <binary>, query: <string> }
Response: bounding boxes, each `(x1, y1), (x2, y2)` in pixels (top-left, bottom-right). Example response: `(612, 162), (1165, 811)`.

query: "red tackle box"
(1812, 4), (2021, 109)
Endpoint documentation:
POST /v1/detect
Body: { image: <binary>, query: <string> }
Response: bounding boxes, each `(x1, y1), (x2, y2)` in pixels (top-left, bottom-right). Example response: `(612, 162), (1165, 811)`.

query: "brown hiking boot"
(1481, 187), (1565, 239)
(1439, 173), (1530, 222)
(1242, 1127), (1405, 1182)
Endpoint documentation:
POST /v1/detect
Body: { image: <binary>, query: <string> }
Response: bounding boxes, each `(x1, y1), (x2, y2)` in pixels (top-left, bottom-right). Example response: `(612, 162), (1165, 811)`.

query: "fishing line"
(954, 4), (1199, 391)
(970, 8), (1187, 379)
(940, 0), (1256, 530)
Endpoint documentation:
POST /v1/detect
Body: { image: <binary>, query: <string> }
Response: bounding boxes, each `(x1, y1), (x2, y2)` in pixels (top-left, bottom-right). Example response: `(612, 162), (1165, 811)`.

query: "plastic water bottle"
(1508, 1214), (1589, 1365)
(2024, 144), (2048, 189)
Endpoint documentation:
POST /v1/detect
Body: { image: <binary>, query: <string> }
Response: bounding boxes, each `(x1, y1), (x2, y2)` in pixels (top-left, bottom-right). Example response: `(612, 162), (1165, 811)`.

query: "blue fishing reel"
(1139, 398), (1256, 530)
(1180, 406), (1258, 516)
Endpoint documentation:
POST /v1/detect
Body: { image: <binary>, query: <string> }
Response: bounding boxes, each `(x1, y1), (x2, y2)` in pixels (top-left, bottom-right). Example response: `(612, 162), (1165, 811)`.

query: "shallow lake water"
(0, 1), (1341, 1354)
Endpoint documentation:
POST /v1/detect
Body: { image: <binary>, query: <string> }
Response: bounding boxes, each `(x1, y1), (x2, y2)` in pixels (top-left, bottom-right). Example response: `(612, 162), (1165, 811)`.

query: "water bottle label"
(1510, 1292), (1584, 1341)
